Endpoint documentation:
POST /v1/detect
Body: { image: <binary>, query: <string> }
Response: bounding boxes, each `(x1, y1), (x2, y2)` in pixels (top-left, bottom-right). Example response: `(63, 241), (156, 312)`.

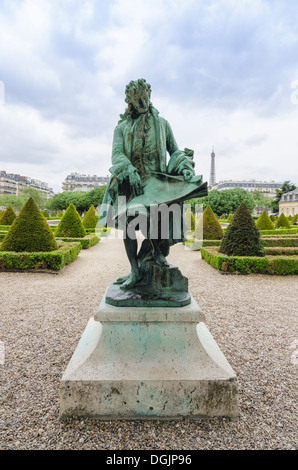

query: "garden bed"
(259, 228), (298, 235)
(0, 242), (81, 272)
(200, 246), (298, 275)
(54, 233), (100, 249)
(262, 237), (298, 247)
(85, 227), (112, 237)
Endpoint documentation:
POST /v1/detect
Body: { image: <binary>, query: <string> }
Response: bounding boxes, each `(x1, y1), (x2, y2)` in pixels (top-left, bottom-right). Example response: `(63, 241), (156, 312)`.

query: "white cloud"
(0, 0), (297, 193)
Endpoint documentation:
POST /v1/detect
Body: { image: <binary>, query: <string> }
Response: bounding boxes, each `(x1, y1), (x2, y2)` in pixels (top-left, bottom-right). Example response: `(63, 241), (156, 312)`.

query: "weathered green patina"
(100, 79), (207, 305)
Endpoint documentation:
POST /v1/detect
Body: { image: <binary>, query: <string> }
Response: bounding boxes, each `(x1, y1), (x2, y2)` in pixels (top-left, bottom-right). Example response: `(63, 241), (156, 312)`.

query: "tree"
(0, 206), (17, 225)
(55, 203), (87, 238)
(200, 205), (224, 240)
(252, 190), (272, 214)
(256, 211), (275, 230)
(46, 186), (107, 214)
(271, 181), (297, 213)
(219, 203), (265, 257)
(275, 213), (290, 229)
(185, 208), (196, 231)
(82, 205), (99, 229)
(190, 188), (255, 216)
(0, 188), (47, 211)
(0, 197), (58, 252)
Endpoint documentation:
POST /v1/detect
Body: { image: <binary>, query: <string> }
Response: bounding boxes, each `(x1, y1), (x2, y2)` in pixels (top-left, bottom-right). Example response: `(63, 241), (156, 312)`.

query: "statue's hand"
(182, 169), (194, 181)
(129, 170), (143, 197)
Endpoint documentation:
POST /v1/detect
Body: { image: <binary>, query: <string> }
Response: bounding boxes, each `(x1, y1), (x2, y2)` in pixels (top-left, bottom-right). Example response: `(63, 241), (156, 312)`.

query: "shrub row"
(264, 247), (298, 256)
(201, 247), (298, 275)
(187, 237), (298, 249)
(0, 242), (81, 271)
(55, 234), (100, 249)
(259, 228), (298, 235)
(262, 237), (298, 247)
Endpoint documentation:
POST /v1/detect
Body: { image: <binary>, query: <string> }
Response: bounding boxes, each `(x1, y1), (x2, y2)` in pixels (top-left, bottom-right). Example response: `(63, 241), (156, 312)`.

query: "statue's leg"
(119, 232), (143, 290)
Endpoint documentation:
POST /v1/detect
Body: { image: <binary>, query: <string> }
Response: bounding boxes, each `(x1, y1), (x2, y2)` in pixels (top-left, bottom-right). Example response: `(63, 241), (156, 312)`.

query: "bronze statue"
(100, 79), (207, 303)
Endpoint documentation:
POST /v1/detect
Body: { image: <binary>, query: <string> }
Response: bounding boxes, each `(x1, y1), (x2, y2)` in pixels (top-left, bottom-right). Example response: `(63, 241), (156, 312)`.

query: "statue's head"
(125, 78), (152, 115)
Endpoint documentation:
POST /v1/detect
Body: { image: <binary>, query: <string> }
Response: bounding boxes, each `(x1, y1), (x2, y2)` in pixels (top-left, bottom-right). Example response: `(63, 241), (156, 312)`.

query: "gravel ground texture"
(0, 231), (297, 450)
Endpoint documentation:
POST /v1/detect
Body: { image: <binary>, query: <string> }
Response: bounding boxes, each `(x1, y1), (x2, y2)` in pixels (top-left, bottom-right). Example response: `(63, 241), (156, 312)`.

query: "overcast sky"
(0, 0), (298, 193)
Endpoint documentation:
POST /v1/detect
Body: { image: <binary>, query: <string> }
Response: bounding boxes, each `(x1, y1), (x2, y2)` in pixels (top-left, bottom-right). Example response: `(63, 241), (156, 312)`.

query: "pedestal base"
(59, 295), (240, 420)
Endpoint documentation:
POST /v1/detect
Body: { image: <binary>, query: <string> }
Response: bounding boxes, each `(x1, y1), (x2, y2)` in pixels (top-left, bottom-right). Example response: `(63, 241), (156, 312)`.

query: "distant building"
(279, 189), (298, 216)
(0, 171), (54, 198)
(210, 180), (283, 198)
(62, 173), (109, 192)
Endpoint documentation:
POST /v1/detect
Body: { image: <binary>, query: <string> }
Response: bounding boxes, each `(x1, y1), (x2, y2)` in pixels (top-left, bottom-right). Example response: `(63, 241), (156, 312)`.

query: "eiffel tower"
(209, 147), (216, 187)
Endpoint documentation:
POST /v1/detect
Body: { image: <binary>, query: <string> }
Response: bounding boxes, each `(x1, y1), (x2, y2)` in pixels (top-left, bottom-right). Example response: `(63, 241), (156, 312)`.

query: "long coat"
(99, 106), (207, 234)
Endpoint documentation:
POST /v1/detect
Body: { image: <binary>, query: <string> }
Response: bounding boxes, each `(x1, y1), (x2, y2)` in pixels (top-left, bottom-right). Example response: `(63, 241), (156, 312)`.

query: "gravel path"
(0, 232), (297, 450)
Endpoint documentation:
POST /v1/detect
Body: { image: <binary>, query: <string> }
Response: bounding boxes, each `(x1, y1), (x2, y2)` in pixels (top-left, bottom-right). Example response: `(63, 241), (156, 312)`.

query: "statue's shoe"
(120, 271), (142, 290)
(114, 274), (129, 285)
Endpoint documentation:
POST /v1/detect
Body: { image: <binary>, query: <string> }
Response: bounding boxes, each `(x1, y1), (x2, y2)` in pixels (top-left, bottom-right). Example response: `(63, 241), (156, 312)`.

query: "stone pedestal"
(59, 294), (240, 420)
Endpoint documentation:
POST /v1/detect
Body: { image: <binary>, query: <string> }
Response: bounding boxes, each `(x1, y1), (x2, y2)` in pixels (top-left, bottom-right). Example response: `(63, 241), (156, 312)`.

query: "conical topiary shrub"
(185, 208), (196, 232)
(55, 203), (87, 238)
(51, 211), (57, 217)
(219, 203), (265, 257)
(82, 205), (99, 229)
(42, 209), (50, 218)
(58, 210), (64, 218)
(201, 205), (224, 240)
(0, 206), (17, 225)
(292, 214), (298, 223)
(256, 211), (275, 230)
(0, 198), (58, 252)
(227, 213), (233, 223)
(275, 213), (290, 229)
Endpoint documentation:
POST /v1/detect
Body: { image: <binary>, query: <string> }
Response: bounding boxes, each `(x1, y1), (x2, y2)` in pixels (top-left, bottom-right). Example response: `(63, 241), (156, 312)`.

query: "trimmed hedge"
(55, 233), (100, 249)
(259, 228), (298, 235)
(187, 237), (298, 249)
(201, 246), (298, 275)
(0, 242), (81, 271)
(82, 205), (99, 229)
(0, 198), (58, 253)
(262, 237), (298, 247)
(264, 247), (298, 255)
(200, 205), (224, 240)
(256, 211), (275, 230)
(220, 203), (264, 257)
(275, 213), (290, 229)
(55, 203), (86, 238)
(0, 206), (17, 225)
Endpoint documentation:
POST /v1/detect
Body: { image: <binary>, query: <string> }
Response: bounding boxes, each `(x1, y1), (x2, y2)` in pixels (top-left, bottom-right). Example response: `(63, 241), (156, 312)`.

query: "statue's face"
(129, 88), (150, 114)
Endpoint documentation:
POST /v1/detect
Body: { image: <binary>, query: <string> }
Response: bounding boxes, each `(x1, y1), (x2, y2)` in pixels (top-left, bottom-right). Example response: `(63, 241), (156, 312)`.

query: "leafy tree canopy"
(0, 187), (47, 211)
(271, 180), (297, 213)
(186, 188), (255, 216)
(46, 186), (107, 213)
(252, 190), (272, 212)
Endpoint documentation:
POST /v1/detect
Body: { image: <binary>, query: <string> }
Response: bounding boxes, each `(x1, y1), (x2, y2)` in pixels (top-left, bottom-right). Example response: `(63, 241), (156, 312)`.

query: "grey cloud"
(244, 133), (268, 147)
